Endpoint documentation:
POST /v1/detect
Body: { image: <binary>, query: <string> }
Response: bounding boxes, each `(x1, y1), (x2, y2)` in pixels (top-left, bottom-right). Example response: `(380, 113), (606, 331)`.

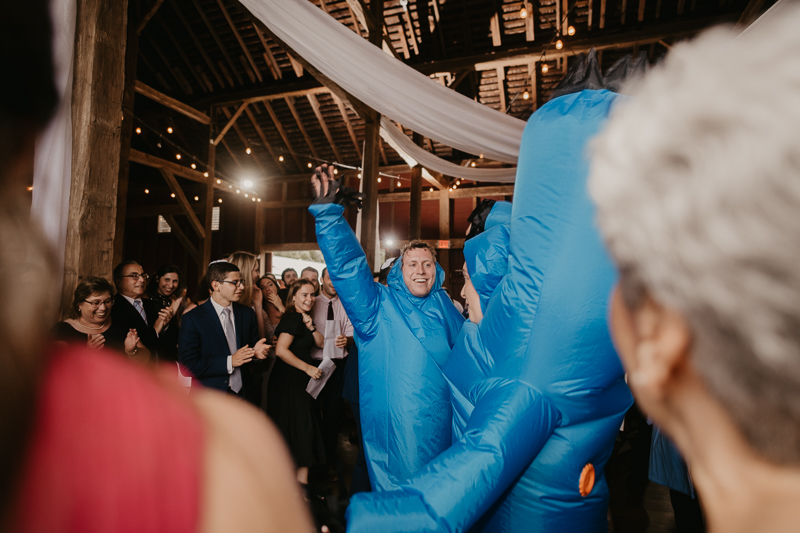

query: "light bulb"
(27, 186), (33, 191)
(194, 196), (199, 201)
(252, 197), (256, 202)
(244, 193), (248, 198)
(333, 168), (338, 174)
(520, 5), (528, 18)
(542, 63), (549, 74)
(377, 177), (382, 183)
(176, 154), (181, 160)
(157, 142), (161, 148)
(479, 154), (484, 159)
(170, 193), (176, 198)
(243, 180), (253, 188)
(228, 185), (232, 189)
(429, 187), (434, 192)
(167, 127), (173, 134)
(556, 39), (563, 49)
(523, 90), (530, 100)
(246, 147), (251, 154)
(397, 181), (402, 188)
(470, 162), (476, 167)
(144, 189), (149, 194)
(204, 172), (209, 177)
(257, 198), (261, 202)
(216, 179), (221, 184)
(191, 163), (196, 169)
(567, 25), (575, 36)
(358, 173), (362, 179)
(218, 198), (222, 203)
(307, 162), (313, 168)
(236, 189), (240, 193)
(278, 155), (284, 162)
(456, 180), (461, 185)
(135, 127), (141, 134)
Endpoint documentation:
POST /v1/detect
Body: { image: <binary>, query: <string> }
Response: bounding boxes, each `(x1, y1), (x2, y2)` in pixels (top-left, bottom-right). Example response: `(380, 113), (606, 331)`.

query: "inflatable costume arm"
(308, 167), (380, 339)
(346, 378), (560, 533)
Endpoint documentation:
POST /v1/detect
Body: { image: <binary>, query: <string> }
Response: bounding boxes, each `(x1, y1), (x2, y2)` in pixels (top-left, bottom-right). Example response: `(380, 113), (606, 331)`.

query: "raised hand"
(267, 292), (285, 313)
(254, 338), (269, 359)
(124, 329), (139, 354)
(232, 344), (255, 367)
(310, 163), (363, 210)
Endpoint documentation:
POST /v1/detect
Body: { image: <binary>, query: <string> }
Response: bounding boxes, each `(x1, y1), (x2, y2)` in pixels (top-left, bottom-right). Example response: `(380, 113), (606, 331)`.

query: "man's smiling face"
(402, 248), (436, 297)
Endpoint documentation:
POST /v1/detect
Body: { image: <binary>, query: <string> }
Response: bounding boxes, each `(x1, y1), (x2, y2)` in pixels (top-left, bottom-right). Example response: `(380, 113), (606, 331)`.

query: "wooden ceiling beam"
(130, 148), (240, 192)
(284, 96), (320, 159)
(254, 24), (283, 80)
(156, 15), (208, 93)
(128, 204), (201, 218)
(169, 0), (227, 89)
(164, 214), (201, 264)
(220, 138), (243, 169)
(332, 93), (362, 159)
(306, 94), (342, 162)
(221, 105), (271, 175)
(402, 9), (420, 55)
(243, 106), (282, 166)
(213, 100), (249, 145)
(148, 38), (193, 94)
(159, 168), (206, 238)
(134, 81), (210, 124)
(263, 100), (303, 170)
(216, 0), (263, 83)
(137, 0), (166, 34)
(189, 0), (244, 85)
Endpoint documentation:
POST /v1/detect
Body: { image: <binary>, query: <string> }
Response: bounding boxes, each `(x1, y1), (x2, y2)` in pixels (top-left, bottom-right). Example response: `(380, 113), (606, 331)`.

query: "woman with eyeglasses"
(51, 277), (149, 362)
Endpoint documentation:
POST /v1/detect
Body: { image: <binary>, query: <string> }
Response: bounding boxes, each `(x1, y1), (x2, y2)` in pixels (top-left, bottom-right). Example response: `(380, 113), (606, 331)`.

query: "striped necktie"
(132, 299), (148, 325)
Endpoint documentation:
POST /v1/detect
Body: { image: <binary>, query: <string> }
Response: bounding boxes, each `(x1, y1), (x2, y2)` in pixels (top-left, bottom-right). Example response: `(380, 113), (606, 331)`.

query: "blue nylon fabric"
(346, 90), (632, 532)
(309, 203), (465, 491)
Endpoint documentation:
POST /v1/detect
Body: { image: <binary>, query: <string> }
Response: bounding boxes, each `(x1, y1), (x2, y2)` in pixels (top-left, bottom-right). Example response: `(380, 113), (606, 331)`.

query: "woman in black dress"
(145, 264), (185, 363)
(268, 279), (325, 486)
(52, 277), (147, 361)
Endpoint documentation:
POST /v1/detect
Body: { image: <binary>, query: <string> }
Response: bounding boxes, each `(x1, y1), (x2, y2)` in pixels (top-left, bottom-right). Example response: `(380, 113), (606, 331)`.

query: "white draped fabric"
(380, 118), (517, 183)
(239, 0), (526, 165)
(32, 0), (77, 284)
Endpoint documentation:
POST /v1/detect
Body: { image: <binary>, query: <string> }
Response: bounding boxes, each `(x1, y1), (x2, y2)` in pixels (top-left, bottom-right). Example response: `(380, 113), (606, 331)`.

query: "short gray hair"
(589, 7), (800, 464)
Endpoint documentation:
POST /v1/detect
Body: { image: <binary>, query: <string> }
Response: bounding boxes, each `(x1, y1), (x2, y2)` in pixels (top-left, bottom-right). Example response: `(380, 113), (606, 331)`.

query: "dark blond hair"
(284, 279), (315, 314)
(399, 240), (437, 267)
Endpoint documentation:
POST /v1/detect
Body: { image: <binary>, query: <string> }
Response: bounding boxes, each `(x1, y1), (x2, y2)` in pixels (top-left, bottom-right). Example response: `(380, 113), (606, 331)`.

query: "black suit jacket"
(111, 294), (160, 355)
(178, 299), (259, 396)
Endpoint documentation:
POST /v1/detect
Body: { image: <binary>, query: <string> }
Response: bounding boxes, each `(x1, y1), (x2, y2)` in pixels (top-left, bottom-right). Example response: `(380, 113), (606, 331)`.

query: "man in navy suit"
(179, 261), (268, 399)
(112, 261), (171, 357)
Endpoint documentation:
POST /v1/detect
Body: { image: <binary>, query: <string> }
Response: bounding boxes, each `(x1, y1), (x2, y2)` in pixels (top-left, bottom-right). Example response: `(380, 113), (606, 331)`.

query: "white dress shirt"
(310, 293), (354, 361)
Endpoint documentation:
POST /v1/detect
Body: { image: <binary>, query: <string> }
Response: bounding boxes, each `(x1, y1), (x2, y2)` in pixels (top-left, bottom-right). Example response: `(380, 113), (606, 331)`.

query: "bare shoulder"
(192, 390), (314, 533)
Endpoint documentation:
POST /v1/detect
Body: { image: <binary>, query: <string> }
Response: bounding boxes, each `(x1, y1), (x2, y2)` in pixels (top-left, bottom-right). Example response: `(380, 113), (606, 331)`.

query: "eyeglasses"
(221, 280), (245, 287)
(83, 298), (114, 308)
(120, 273), (149, 282)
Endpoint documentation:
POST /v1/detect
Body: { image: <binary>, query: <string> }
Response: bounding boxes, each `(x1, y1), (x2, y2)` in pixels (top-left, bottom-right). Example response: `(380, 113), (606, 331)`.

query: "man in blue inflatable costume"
(308, 173), (465, 492)
(344, 50), (635, 532)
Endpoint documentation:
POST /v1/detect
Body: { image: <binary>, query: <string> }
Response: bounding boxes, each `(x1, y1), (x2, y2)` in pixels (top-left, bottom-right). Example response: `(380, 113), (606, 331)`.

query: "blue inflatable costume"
(346, 88), (633, 532)
(308, 201), (465, 491)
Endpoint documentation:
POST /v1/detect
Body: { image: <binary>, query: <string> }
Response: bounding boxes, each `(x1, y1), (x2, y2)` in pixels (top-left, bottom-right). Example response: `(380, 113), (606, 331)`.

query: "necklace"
(79, 317), (107, 330)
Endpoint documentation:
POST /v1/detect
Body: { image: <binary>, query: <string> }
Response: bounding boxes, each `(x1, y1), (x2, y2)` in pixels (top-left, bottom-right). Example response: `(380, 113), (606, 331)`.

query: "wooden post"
(62, 0), (128, 312)
(201, 108), (216, 277)
(409, 132), (424, 240)
(254, 201), (264, 253)
(439, 189), (450, 289)
(361, 116), (381, 271)
(113, 0), (139, 266)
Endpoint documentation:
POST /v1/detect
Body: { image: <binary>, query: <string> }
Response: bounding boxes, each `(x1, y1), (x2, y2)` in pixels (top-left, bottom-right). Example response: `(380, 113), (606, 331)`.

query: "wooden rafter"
(496, 67), (507, 112)
(639, 0), (647, 21)
(138, 51), (172, 91)
(221, 138), (243, 168)
(622, 0), (628, 23)
(164, 214), (201, 263)
(148, 38), (192, 94)
(160, 168), (206, 238)
(129, 149), (242, 192)
(284, 96), (319, 159)
(254, 24), (283, 80)
(306, 94), (342, 162)
(330, 93), (361, 159)
(216, 0), (263, 83)
(600, 0), (607, 28)
(402, 9), (420, 55)
(169, 0), (227, 89)
(156, 16), (208, 93)
(221, 106), (265, 172)
(244, 106), (282, 166)
(137, 0), (166, 34)
(189, 0), (244, 85)
(134, 81), (210, 124)
(213, 100), (250, 145)
(263, 101), (303, 169)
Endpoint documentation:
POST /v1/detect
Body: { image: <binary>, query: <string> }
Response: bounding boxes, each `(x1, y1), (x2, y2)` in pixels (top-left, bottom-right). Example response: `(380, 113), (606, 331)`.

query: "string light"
(523, 90), (530, 100)
(479, 154), (484, 159)
(333, 168), (338, 174)
(567, 25), (576, 36)
(357, 173), (362, 179)
(556, 39), (563, 50)
(278, 155), (284, 162)
(257, 198), (262, 202)
(542, 63), (549, 74)
(167, 127), (173, 134)
(456, 180), (461, 185)
(470, 162), (476, 167)
(228, 185), (232, 189)
(175, 154), (181, 160)
(245, 193), (249, 198)
(204, 172), (209, 177)
(251, 197), (256, 202)
(307, 162), (313, 168)
(377, 177), (382, 183)
(135, 127), (142, 134)
(216, 179), (221, 184)
(170, 193), (176, 198)
(191, 163), (196, 169)
(246, 147), (251, 155)
(194, 196), (199, 201)
(27, 186), (33, 192)
(236, 189), (240, 193)
(218, 198), (223, 203)
(397, 180), (402, 188)
(520, 4), (528, 18)
(144, 189), (150, 194)
(429, 187), (434, 192)
(243, 180), (253, 188)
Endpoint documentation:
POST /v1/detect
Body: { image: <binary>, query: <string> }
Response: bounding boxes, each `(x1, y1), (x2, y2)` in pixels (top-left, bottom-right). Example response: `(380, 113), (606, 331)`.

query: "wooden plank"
(160, 169), (206, 238)
(496, 66), (507, 112)
(288, 55), (304, 78)
(137, 0), (165, 34)
(189, 0), (244, 85)
(63, 0), (127, 312)
(438, 190), (450, 288)
(244, 106), (282, 165)
(306, 94), (342, 162)
(164, 214), (201, 264)
(134, 80), (210, 124)
(402, 9), (420, 55)
(254, 24), (283, 80)
(409, 165), (422, 240)
(622, 0), (628, 23)
(216, 0), (262, 82)
(600, 0), (607, 28)
(588, 0), (594, 30)
(170, 0), (226, 89)
(332, 93), (362, 159)
(361, 117), (381, 271)
(638, 0), (647, 21)
(129, 149), (240, 194)
(526, 2), (536, 40)
(490, 13), (502, 47)
(284, 96), (319, 159)
(264, 100), (303, 169)
(213, 100), (249, 145)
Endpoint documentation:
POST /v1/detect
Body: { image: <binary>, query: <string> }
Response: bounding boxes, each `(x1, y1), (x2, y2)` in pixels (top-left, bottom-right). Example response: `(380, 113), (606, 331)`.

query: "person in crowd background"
(51, 277), (146, 362)
(2, 3), (312, 530)
(279, 267), (298, 303)
(589, 8), (800, 532)
(268, 279), (326, 488)
(310, 167), (465, 491)
(310, 267), (354, 481)
(145, 264), (185, 363)
(178, 261), (269, 402)
(227, 252), (265, 339)
(257, 274), (284, 412)
(301, 266), (321, 296)
(111, 261), (172, 357)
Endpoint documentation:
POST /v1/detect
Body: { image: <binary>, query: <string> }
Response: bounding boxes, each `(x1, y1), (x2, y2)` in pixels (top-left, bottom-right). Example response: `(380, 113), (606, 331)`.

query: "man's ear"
(633, 295), (692, 400)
